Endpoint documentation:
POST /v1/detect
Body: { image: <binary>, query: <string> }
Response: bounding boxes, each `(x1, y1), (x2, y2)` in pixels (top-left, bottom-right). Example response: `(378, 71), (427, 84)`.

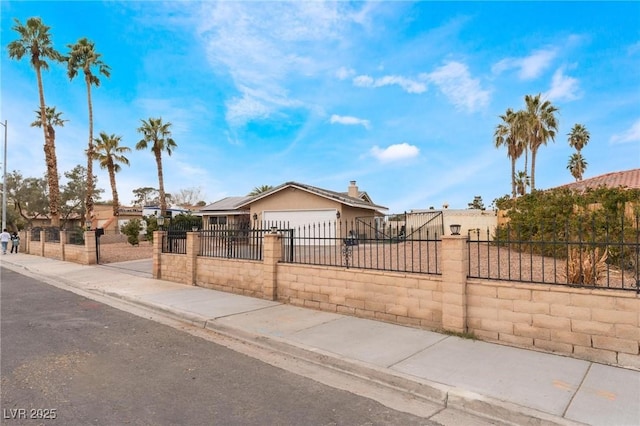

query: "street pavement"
(2, 253), (639, 426)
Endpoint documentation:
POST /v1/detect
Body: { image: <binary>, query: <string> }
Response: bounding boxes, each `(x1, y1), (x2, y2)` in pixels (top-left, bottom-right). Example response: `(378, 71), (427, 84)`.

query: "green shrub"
(121, 219), (142, 246)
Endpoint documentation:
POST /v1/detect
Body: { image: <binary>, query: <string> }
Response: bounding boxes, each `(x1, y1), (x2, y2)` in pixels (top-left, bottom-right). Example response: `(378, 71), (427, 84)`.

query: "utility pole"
(1, 120), (7, 231)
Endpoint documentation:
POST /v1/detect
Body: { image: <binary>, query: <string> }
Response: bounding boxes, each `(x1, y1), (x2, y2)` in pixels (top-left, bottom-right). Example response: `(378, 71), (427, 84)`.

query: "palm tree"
(67, 38), (111, 227)
(494, 108), (526, 198)
(522, 94), (559, 191)
(136, 118), (177, 217)
(93, 132), (130, 217)
(568, 123), (590, 153)
(567, 152), (588, 181)
(30, 106), (66, 224)
(8, 17), (63, 226)
(514, 170), (530, 196)
(248, 185), (273, 196)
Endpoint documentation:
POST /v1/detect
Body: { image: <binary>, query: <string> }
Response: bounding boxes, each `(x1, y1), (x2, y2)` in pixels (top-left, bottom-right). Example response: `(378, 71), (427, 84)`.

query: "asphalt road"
(1, 267), (434, 426)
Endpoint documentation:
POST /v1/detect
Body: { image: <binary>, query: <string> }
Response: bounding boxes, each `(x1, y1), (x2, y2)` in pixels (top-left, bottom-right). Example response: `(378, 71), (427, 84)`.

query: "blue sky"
(1, 1), (639, 213)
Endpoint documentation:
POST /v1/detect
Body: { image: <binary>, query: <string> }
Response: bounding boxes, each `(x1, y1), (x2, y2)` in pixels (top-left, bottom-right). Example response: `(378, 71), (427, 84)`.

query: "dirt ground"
(98, 241), (153, 264)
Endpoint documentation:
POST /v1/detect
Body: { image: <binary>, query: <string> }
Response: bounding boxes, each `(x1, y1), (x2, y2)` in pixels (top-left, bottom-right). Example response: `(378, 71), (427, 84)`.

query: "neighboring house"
(141, 205), (193, 219)
(556, 168), (640, 192)
(91, 203), (144, 235)
(405, 208), (498, 239)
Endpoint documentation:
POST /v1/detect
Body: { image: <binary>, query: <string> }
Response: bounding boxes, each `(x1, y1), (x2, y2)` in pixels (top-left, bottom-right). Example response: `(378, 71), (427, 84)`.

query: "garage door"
(262, 209), (337, 245)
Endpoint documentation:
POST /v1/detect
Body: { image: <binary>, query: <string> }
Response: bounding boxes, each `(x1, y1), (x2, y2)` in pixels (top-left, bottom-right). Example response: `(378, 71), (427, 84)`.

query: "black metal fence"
(198, 226), (294, 261)
(285, 220), (441, 274)
(468, 214), (640, 292)
(67, 228), (85, 245)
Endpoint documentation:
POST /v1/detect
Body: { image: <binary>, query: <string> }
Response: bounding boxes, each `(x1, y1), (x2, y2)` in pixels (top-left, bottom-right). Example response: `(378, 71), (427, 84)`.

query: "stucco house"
(199, 181), (387, 237)
(241, 180), (386, 226)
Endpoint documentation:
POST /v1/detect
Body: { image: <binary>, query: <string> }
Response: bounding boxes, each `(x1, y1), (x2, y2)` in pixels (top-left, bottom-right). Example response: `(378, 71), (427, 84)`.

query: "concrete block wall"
(195, 257), (264, 298)
(277, 263), (443, 328)
(467, 280), (640, 369)
(151, 231), (639, 368)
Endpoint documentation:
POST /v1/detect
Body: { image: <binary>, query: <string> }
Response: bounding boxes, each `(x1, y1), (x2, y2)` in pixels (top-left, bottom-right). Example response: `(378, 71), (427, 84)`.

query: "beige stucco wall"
(250, 188), (341, 222)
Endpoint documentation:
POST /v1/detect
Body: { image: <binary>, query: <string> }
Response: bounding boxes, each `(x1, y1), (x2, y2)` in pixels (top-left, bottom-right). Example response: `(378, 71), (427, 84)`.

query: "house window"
(208, 216), (227, 225)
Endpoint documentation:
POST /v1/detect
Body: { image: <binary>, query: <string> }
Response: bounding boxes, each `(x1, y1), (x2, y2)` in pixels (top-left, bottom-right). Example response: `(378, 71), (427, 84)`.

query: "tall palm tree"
(248, 185), (273, 196)
(568, 123), (590, 152)
(67, 37), (111, 227)
(136, 118), (177, 217)
(523, 94), (559, 191)
(494, 108), (526, 198)
(567, 152), (588, 182)
(93, 132), (130, 217)
(8, 17), (63, 226)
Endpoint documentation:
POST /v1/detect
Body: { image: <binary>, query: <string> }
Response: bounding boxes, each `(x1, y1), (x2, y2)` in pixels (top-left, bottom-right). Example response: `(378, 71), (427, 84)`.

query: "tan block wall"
(195, 257), (264, 298)
(64, 245), (86, 263)
(159, 254), (190, 284)
(276, 263), (443, 329)
(467, 279), (640, 368)
(43, 243), (63, 260)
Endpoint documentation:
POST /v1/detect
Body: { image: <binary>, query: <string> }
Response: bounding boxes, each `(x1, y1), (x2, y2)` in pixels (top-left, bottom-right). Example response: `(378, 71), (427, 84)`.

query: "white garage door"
(262, 209), (337, 245)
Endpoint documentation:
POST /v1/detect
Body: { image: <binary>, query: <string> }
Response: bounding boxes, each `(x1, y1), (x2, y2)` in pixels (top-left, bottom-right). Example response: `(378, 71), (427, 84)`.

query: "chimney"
(348, 180), (359, 198)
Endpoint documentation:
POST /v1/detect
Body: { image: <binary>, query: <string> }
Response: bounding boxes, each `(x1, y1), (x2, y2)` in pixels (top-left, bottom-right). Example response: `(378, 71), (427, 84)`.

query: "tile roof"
(555, 168), (640, 192)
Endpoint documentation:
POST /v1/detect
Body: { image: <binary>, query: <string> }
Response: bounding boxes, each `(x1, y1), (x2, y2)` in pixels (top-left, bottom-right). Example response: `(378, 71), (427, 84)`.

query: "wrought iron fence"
(198, 226), (294, 261)
(30, 228), (41, 242)
(285, 220), (441, 274)
(468, 214), (640, 291)
(67, 228), (85, 245)
(44, 227), (60, 243)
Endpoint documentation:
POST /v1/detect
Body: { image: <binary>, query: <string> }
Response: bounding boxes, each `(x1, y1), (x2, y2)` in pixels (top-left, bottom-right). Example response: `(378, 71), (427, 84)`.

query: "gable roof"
(236, 181), (387, 212)
(556, 168), (640, 192)
(200, 196), (254, 215)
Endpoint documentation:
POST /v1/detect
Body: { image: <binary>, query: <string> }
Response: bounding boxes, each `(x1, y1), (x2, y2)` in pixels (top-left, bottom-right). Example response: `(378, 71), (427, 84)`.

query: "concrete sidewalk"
(2, 254), (639, 426)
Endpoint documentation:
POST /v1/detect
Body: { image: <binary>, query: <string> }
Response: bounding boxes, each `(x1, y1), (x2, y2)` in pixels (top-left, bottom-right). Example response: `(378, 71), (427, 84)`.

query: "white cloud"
(543, 67), (581, 102)
(330, 114), (370, 129)
(336, 66), (355, 80)
(370, 143), (419, 163)
(423, 61), (490, 112)
(610, 119), (640, 144)
(353, 74), (427, 94)
(492, 48), (557, 80)
(197, 2), (368, 126)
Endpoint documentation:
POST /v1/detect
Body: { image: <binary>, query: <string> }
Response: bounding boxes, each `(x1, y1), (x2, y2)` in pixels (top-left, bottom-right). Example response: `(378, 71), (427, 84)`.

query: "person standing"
(10, 232), (20, 253)
(0, 229), (11, 255)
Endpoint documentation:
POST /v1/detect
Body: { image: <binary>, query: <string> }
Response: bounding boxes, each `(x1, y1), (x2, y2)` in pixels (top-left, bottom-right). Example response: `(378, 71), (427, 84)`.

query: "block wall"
(276, 263), (443, 329)
(195, 257), (264, 298)
(467, 279), (640, 369)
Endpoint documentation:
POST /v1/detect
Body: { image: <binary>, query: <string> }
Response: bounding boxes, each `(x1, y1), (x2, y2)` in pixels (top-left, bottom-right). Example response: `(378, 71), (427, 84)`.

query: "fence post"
(23, 230), (30, 254)
(84, 231), (96, 265)
(60, 230), (67, 261)
(262, 233), (282, 300)
(153, 231), (164, 279)
(441, 234), (469, 333)
(186, 231), (199, 285)
(39, 229), (45, 257)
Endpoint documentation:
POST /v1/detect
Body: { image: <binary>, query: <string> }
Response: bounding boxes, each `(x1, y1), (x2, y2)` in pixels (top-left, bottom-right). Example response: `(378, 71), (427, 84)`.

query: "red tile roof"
(556, 168), (640, 192)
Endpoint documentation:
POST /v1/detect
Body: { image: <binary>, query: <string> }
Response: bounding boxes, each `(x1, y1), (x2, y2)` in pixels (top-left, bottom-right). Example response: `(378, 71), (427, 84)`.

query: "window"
(208, 216), (228, 225)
